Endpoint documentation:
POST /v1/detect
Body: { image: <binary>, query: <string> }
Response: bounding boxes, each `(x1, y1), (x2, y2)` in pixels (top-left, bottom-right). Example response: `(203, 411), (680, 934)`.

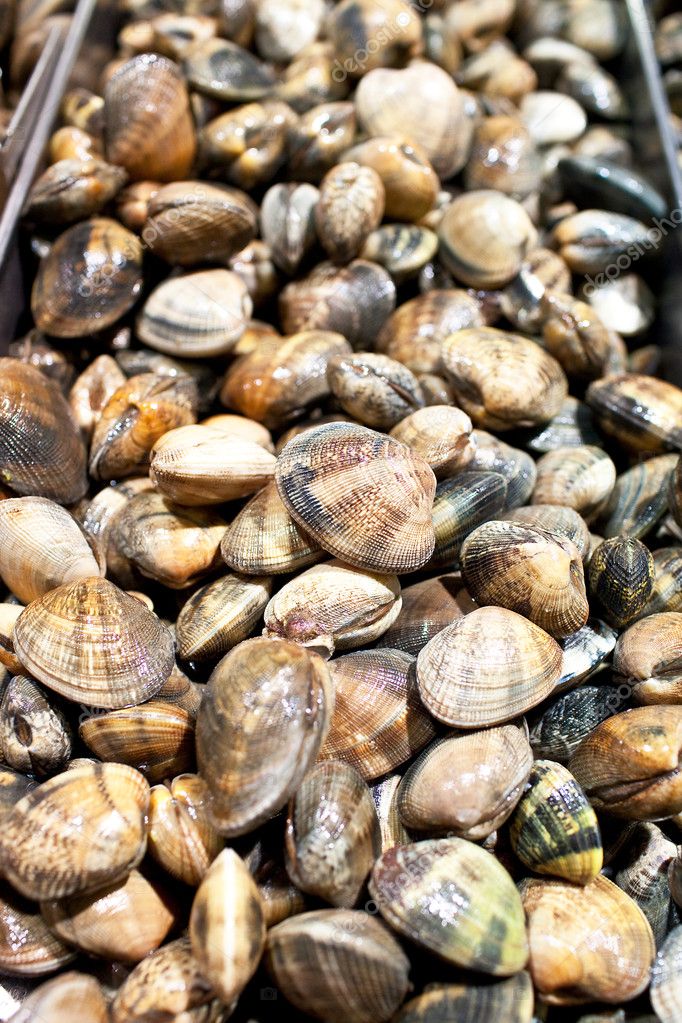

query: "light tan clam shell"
(376, 572), (476, 656)
(79, 700), (195, 783)
(9, 972), (109, 1023)
(375, 289), (485, 375)
(315, 162), (385, 263)
(68, 354), (126, 441)
(651, 925), (682, 1023)
(176, 572), (271, 663)
(0, 882), (75, 976)
(389, 405), (475, 478)
(147, 774), (223, 886)
(613, 611), (682, 704)
(371, 774), (411, 852)
(532, 445), (617, 521)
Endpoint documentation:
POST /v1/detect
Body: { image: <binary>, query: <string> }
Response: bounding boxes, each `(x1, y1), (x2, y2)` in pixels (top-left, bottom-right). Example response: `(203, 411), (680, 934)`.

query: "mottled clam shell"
(500, 247), (572, 335)
(461, 519), (589, 638)
(176, 573), (271, 663)
(77, 476), (154, 589)
(344, 135), (439, 223)
(79, 700), (194, 783)
(614, 612), (682, 705)
(376, 573), (476, 656)
(389, 405), (474, 477)
(541, 290), (627, 379)
(110, 937), (215, 1023)
(430, 471), (508, 567)
(370, 838), (528, 974)
(616, 822), (677, 948)
(651, 925), (682, 1023)
(199, 100), (293, 190)
(185, 37), (276, 101)
(275, 422), (436, 574)
(555, 618), (618, 693)
(523, 395), (601, 454)
(589, 537), (654, 627)
(0, 762), (149, 900)
(0, 882), (75, 976)
(375, 289), (485, 375)
(600, 454), (679, 539)
(0, 766), (36, 826)
(532, 445), (616, 521)
(13, 577), (175, 709)
(441, 328), (568, 430)
(69, 354), (126, 442)
(371, 774), (410, 853)
(467, 430), (536, 509)
(397, 725), (533, 840)
(147, 774), (223, 886)
(499, 504), (590, 561)
(417, 606), (562, 728)
(266, 909), (411, 1023)
(552, 209), (652, 275)
(196, 638), (332, 836)
(530, 684), (626, 764)
(315, 162), (384, 263)
(319, 649), (436, 779)
(361, 224), (438, 279)
(465, 115), (540, 198)
(586, 373), (682, 455)
(393, 975), (534, 1023)
(0, 676), (72, 777)
(326, 352), (424, 431)
(24, 158), (127, 225)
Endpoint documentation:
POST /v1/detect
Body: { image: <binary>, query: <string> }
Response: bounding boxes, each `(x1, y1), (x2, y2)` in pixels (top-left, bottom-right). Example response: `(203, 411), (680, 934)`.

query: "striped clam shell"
(430, 471), (508, 568)
(613, 611), (682, 704)
(586, 373), (682, 455)
(651, 925), (682, 1023)
(393, 974), (534, 1023)
(467, 430), (537, 509)
(376, 572), (476, 656)
(588, 536), (654, 627)
(0, 882), (75, 976)
(599, 454), (678, 539)
(499, 504), (590, 560)
(176, 573), (271, 663)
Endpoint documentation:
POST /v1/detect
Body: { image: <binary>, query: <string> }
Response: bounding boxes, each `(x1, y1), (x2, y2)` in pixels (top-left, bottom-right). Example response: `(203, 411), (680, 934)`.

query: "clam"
(558, 155), (666, 223)
(185, 37), (276, 101)
(0, 766), (36, 825)
(155, 664), (204, 719)
(651, 925), (682, 1023)
(285, 761), (380, 907)
(375, 288), (485, 375)
(569, 706), (682, 820)
(200, 413), (274, 450)
(147, 773), (223, 885)
(196, 637), (332, 836)
(355, 62), (469, 178)
(79, 700), (195, 782)
(510, 759), (602, 884)
(457, 40), (537, 100)
(49, 125), (101, 163)
(229, 239), (279, 306)
(361, 224), (438, 280)
(221, 480), (322, 575)
(397, 725), (533, 840)
(149, 12), (218, 60)
(519, 90), (587, 144)
(613, 612), (682, 705)
(69, 354), (127, 441)
(344, 136), (439, 222)
(587, 373), (682, 455)
(276, 43), (349, 113)
(640, 547), (682, 617)
(244, 838), (306, 927)
(376, 572), (476, 655)
(552, 209), (653, 275)
(326, 0), (421, 76)
(260, 182), (319, 275)
(189, 848), (265, 1005)
(530, 685), (624, 763)
(31, 216), (142, 338)
(441, 328), (567, 430)
(114, 492), (227, 589)
(394, 975), (534, 1023)
(389, 405), (474, 478)
(0, 676), (71, 778)
(0, 603), (22, 676)
(555, 618), (618, 692)
(370, 838), (528, 974)
(461, 519), (589, 638)
(220, 329), (351, 428)
(149, 423), (275, 504)
(371, 775), (411, 852)
(0, 762), (149, 900)
(263, 560), (401, 657)
(24, 158), (127, 225)
(430, 471), (508, 567)
(176, 573), (271, 662)
(287, 100), (356, 181)
(499, 504), (590, 561)
(279, 260), (396, 348)
(105, 54), (196, 180)
(467, 431), (537, 509)
(0, 882), (75, 976)
(588, 537), (654, 627)
(78, 477), (155, 589)
(89, 372), (198, 481)
(198, 100), (294, 189)
(137, 269), (252, 358)
(110, 937), (215, 1023)
(116, 179), (161, 231)
(465, 115), (540, 198)
(9, 972), (109, 1023)
(266, 909), (411, 1023)
(541, 290), (627, 378)
(315, 162), (384, 263)
(275, 422), (436, 573)
(0, 497), (103, 605)
(500, 248), (572, 334)
(599, 454), (678, 539)
(671, 457), (682, 527)
(417, 606), (562, 728)
(521, 874), (655, 1003)
(142, 181), (257, 265)
(326, 352), (424, 430)
(582, 272), (655, 337)
(255, 0), (325, 62)
(532, 445), (616, 521)
(40, 869), (177, 964)
(319, 649), (436, 779)
(439, 191), (537, 288)
(615, 822), (677, 947)
(13, 577), (175, 709)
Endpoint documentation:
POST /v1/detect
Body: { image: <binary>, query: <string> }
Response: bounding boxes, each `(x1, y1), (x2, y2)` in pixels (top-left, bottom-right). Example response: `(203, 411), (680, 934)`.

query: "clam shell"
(147, 774), (223, 886)
(0, 359), (88, 504)
(176, 572), (271, 662)
(389, 405), (474, 477)
(0, 766), (36, 826)
(327, 351), (424, 431)
(376, 572), (476, 655)
(393, 975), (534, 1023)
(326, 0), (421, 74)
(430, 471), (508, 567)
(362, 224), (438, 280)
(143, 181), (257, 265)
(613, 611), (682, 704)
(555, 618), (618, 693)
(316, 161), (385, 263)
(461, 519), (589, 638)
(24, 157), (127, 225)
(541, 290), (627, 379)
(9, 972), (109, 1023)
(616, 822), (677, 947)
(275, 422), (436, 573)
(499, 504), (590, 560)
(266, 909), (411, 1023)
(196, 637), (332, 836)
(285, 760), (380, 907)
(521, 874), (655, 1004)
(552, 209), (652, 275)
(586, 373), (682, 455)
(417, 606), (562, 728)
(369, 838), (528, 974)
(260, 181), (320, 275)
(465, 115), (540, 199)
(110, 937), (214, 1023)
(79, 700), (195, 783)
(397, 726), (533, 840)
(529, 684), (624, 763)
(185, 37), (275, 101)
(523, 395), (600, 453)
(371, 774), (411, 853)
(651, 925), (682, 1023)
(244, 837), (306, 928)
(319, 649), (436, 779)
(0, 882), (75, 976)
(105, 53), (196, 180)
(69, 354), (126, 442)
(467, 430), (536, 509)
(640, 546), (682, 617)
(532, 445), (616, 521)
(375, 289), (485, 375)
(0, 762), (149, 900)
(600, 454), (679, 539)
(13, 577), (175, 709)
(0, 676), (72, 778)
(199, 100), (293, 189)
(344, 135), (439, 223)
(286, 100), (356, 180)
(589, 536), (654, 627)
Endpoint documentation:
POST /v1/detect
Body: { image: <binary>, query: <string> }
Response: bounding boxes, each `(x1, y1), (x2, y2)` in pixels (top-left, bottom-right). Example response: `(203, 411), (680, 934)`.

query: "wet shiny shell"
(0, 881), (75, 976)
(438, 191), (538, 288)
(24, 158), (128, 225)
(260, 181), (320, 275)
(196, 638), (332, 836)
(376, 573), (476, 656)
(555, 618), (618, 693)
(40, 869), (177, 964)
(541, 290), (627, 379)
(69, 354), (127, 441)
(510, 759), (602, 884)
(0, 762), (149, 900)
(319, 649), (436, 779)
(389, 405), (474, 478)
(532, 445), (616, 521)
(651, 924), (682, 1023)
(465, 115), (540, 198)
(370, 838), (528, 974)
(615, 821), (677, 947)
(521, 874), (655, 1004)
(8, 971), (109, 1023)
(31, 218), (143, 338)
(105, 53), (196, 180)
(79, 700), (194, 783)
(461, 519), (589, 638)
(641, 546), (682, 617)
(0, 497), (103, 605)
(185, 37), (276, 101)
(275, 422), (436, 573)
(393, 975), (534, 1023)
(285, 760), (379, 907)
(430, 471), (508, 567)
(110, 936), (214, 1023)
(361, 225), (438, 280)
(441, 327), (567, 430)
(586, 373), (682, 455)
(315, 162), (384, 263)
(468, 430), (536, 509)
(0, 675), (72, 777)
(326, 352), (424, 431)
(221, 480), (323, 576)
(375, 289), (485, 375)
(176, 572), (271, 662)
(137, 268), (252, 358)
(552, 209), (652, 275)
(569, 706), (682, 820)
(523, 396), (601, 454)
(613, 612), (682, 705)
(266, 909), (411, 1023)
(416, 606), (562, 728)
(530, 684), (626, 764)
(13, 577), (175, 709)
(600, 454), (678, 539)
(588, 536), (654, 627)
(344, 135), (439, 222)
(147, 774), (223, 886)
(397, 725), (533, 840)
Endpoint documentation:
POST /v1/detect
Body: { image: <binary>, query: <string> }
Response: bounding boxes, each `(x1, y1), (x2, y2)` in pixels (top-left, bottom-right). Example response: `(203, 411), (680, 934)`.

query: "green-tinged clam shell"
(430, 471), (508, 568)
(588, 537), (654, 627)
(599, 455), (678, 539)
(650, 924), (682, 1023)
(393, 974), (534, 1023)
(369, 838), (529, 975)
(510, 759), (602, 884)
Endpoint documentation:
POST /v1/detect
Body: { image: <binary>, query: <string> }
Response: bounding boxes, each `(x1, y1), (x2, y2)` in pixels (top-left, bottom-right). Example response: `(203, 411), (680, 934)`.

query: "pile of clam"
(3, 0), (682, 1019)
